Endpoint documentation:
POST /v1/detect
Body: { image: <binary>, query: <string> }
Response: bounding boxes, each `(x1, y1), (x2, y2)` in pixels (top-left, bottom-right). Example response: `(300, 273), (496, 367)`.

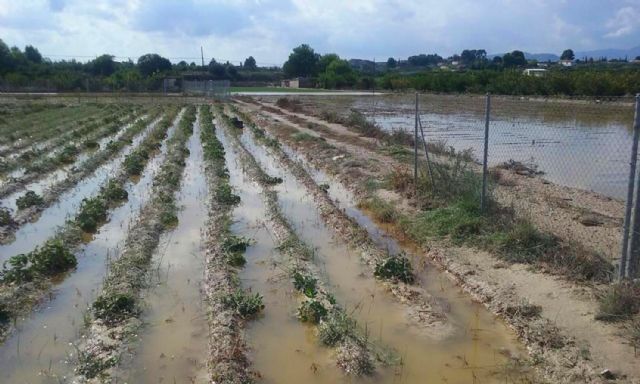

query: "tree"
(283, 44), (320, 78)
(24, 45), (42, 63)
(460, 49), (487, 65)
(502, 50), (526, 68)
(407, 53), (442, 67)
(243, 56), (257, 70)
(317, 53), (339, 73)
(0, 39), (13, 73)
(386, 57), (397, 69)
(560, 49), (575, 61)
(137, 54), (172, 77)
(318, 58), (356, 89)
(208, 58), (226, 78)
(91, 55), (116, 76)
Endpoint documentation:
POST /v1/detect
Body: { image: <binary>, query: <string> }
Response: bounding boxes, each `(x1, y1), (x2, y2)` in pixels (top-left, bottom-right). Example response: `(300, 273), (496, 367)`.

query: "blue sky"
(0, 0), (638, 65)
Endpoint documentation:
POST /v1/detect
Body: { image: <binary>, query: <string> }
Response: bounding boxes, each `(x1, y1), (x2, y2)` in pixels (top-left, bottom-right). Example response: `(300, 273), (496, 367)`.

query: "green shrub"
(298, 299), (327, 323)
(318, 312), (356, 346)
(222, 290), (264, 319)
(292, 271), (317, 298)
(123, 152), (146, 176)
(374, 255), (415, 284)
(0, 207), (14, 226)
(100, 180), (128, 202)
(30, 240), (77, 276)
(261, 174), (283, 185)
(216, 184), (241, 206)
(16, 191), (44, 210)
(223, 235), (252, 267)
(597, 281), (640, 321)
(76, 198), (108, 233)
(93, 293), (137, 325)
(1, 254), (33, 283)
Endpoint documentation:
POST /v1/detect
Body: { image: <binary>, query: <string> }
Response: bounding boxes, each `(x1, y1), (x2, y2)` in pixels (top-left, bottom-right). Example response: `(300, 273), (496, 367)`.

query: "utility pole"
(201, 46), (205, 67)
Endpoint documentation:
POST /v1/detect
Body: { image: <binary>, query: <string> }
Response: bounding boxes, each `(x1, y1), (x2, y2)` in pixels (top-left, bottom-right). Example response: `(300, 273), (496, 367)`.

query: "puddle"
(124, 112), (208, 384)
(239, 127), (530, 383)
(216, 122), (346, 383)
(0, 116), (176, 383)
(0, 115), (174, 263)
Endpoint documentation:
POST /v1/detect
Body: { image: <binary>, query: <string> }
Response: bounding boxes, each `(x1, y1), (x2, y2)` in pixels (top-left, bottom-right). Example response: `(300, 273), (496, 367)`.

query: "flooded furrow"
(240, 122), (530, 383)
(0, 114), (173, 261)
(123, 113), (209, 383)
(0, 116), (177, 383)
(215, 119), (346, 383)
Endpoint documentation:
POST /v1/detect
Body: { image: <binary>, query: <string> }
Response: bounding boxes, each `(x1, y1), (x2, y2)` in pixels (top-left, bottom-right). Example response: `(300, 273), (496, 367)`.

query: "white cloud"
(605, 6), (640, 38)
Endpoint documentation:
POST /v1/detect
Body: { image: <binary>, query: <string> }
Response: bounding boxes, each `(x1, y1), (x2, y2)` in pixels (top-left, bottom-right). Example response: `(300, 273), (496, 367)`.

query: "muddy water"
(124, 113), (208, 384)
(216, 123), (346, 383)
(0, 115), (171, 263)
(289, 94), (633, 200)
(0, 118), (139, 213)
(240, 129), (530, 383)
(0, 118), (177, 383)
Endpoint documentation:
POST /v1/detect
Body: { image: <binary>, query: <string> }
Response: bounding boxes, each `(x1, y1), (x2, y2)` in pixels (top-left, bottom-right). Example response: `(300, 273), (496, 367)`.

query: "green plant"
(84, 140), (99, 149)
(0, 207), (14, 226)
(292, 271), (317, 298)
(223, 235), (252, 267)
(123, 152), (146, 176)
(76, 198), (108, 233)
(93, 293), (137, 325)
(1, 254), (33, 283)
(374, 254), (415, 284)
(16, 190), (44, 210)
(358, 197), (398, 224)
(222, 290), (264, 319)
(488, 221), (557, 263)
(596, 281), (640, 321)
(216, 184), (241, 206)
(30, 240), (77, 276)
(261, 174), (283, 185)
(298, 299), (327, 323)
(58, 144), (79, 164)
(101, 180), (128, 202)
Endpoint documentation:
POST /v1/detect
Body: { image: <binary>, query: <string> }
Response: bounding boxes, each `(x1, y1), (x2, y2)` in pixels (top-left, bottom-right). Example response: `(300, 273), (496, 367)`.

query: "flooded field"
(0, 98), (633, 384)
(266, 94), (635, 200)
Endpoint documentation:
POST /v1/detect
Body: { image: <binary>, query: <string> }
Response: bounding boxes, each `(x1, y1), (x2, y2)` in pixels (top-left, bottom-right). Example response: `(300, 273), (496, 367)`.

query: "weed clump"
(488, 221), (557, 263)
(374, 254), (415, 284)
(57, 144), (79, 164)
(318, 311), (356, 347)
(292, 271), (318, 298)
(596, 281), (640, 322)
(223, 235), (252, 267)
(222, 290), (264, 319)
(216, 184), (241, 206)
(16, 190), (44, 210)
(298, 299), (328, 323)
(0, 207), (14, 227)
(123, 152), (147, 176)
(76, 197), (108, 233)
(93, 293), (137, 325)
(100, 180), (128, 202)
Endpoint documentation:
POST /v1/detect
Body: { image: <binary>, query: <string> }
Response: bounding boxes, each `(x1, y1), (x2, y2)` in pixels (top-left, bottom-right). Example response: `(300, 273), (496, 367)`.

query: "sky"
(0, 0), (639, 65)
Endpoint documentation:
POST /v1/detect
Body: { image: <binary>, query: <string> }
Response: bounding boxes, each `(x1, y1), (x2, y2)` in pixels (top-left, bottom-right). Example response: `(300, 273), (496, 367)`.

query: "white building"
(523, 68), (547, 77)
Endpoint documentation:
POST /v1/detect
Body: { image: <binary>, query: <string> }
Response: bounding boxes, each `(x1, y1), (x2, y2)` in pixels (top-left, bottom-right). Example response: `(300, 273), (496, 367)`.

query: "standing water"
(125, 112), (209, 383)
(239, 126), (530, 383)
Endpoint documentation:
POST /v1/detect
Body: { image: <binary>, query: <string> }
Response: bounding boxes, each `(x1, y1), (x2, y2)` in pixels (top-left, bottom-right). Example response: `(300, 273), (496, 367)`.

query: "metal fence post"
(414, 93), (419, 197)
(480, 93), (491, 212)
(624, 94), (640, 279)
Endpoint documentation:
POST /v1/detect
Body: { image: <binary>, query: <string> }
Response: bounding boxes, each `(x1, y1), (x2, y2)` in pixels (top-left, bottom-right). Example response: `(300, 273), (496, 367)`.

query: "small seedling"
(292, 271), (317, 298)
(16, 190), (44, 210)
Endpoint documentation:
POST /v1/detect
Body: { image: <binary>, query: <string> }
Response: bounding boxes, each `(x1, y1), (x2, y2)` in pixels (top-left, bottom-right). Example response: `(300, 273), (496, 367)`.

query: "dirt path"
(236, 100), (640, 383)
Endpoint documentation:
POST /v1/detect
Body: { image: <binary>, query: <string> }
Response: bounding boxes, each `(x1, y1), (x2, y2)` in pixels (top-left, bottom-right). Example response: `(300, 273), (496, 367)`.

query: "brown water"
(0, 116), (178, 383)
(124, 111), (209, 384)
(239, 126), (530, 383)
(216, 122), (347, 383)
(266, 94), (634, 200)
(0, 114), (169, 263)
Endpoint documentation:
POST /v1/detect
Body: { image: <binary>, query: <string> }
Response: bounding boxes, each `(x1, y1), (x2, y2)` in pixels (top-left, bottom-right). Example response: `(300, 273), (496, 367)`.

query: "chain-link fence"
(182, 79), (230, 99)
